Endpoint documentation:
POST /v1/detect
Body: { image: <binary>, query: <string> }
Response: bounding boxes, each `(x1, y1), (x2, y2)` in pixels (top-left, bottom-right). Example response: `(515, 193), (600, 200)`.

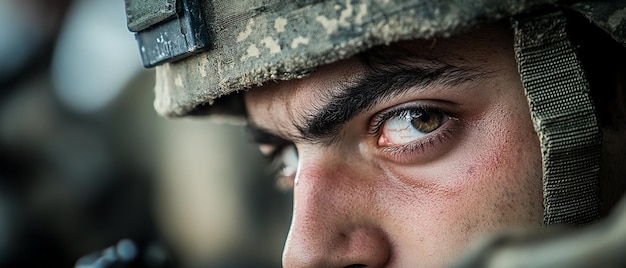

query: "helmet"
(125, 0), (625, 116)
(125, 0), (626, 224)
(124, 0), (626, 263)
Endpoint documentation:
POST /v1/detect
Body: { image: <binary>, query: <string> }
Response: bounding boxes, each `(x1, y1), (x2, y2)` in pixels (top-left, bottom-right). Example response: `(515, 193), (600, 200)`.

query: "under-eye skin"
(369, 103), (455, 163)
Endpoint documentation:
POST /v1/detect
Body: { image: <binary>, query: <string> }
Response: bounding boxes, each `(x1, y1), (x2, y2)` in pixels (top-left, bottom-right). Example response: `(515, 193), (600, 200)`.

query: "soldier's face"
(244, 26), (543, 267)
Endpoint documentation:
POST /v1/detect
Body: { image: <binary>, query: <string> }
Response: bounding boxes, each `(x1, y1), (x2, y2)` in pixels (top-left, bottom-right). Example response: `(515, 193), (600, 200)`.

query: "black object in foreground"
(75, 239), (171, 268)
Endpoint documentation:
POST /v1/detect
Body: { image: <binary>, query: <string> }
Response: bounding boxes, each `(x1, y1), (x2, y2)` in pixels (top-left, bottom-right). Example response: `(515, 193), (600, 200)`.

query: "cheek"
(446, 105), (543, 230)
(379, 104), (543, 255)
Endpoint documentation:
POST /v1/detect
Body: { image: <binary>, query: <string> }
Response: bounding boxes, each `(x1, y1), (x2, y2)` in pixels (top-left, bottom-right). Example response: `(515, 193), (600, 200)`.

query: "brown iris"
(410, 109), (444, 134)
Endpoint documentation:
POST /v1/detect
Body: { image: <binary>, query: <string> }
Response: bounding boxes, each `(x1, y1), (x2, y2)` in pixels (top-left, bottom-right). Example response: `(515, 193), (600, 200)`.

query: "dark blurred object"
(0, 75), (167, 267)
(75, 239), (174, 268)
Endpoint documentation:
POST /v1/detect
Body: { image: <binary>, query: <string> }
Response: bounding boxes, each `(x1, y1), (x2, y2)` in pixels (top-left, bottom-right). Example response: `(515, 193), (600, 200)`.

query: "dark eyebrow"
(297, 62), (487, 145)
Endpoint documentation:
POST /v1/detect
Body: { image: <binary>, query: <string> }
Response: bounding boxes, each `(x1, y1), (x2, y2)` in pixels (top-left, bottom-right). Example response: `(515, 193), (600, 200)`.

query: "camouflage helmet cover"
(125, 0), (626, 119)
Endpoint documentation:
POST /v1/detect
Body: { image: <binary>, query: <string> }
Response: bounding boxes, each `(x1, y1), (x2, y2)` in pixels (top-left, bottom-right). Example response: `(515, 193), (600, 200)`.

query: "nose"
(282, 154), (391, 267)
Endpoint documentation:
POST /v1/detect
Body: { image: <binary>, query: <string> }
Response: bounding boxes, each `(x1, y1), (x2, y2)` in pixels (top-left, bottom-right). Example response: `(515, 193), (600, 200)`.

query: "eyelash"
(380, 128), (452, 158)
(369, 104), (456, 161)
(368, 106), (442, 135)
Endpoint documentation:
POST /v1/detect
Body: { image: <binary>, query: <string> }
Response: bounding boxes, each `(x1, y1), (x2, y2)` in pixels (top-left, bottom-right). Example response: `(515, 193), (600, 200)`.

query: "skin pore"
(244, 25), (544, 267)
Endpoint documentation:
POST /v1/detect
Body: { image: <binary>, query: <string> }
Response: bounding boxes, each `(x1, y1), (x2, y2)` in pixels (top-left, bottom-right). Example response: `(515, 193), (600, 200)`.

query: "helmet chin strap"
(512, 9), (601, 226)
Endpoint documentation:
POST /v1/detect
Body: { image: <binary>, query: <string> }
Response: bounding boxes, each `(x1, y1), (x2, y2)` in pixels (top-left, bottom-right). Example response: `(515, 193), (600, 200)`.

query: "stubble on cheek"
(471, 114), (544, 232)
(441, 110), (544, 247)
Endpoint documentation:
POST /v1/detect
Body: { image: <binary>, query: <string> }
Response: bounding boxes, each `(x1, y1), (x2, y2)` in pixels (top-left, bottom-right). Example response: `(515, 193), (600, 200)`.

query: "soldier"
(117, 0), (626, 267)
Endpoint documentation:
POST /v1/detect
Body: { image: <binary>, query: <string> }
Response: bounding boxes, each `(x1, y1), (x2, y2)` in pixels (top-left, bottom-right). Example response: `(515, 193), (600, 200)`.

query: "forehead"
(244, 57), (362, 127)
(243, 25), (513, 129)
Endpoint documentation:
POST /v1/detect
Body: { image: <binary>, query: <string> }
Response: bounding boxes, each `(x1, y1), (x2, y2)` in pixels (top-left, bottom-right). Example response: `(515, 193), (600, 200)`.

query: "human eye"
(369, 103), (455, 161)
(263, 143), (298, 191)
(247, 125), (299, 190)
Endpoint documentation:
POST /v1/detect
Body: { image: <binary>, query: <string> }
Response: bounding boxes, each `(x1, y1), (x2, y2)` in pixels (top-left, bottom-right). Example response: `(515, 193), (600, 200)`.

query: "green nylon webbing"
(512, 10), (601, 226)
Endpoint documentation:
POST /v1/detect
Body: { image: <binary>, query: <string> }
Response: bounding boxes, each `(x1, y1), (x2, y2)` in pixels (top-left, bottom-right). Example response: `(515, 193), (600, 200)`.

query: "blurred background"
(0, 0), (292, 267)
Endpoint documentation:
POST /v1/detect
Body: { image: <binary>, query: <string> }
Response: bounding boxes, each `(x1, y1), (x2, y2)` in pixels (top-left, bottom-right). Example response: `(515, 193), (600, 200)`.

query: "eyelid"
(369, 103), (448, 136)
(377, 126), (453, 163)
(258, 144), (277, 156)
(366, 101), (459, 164)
